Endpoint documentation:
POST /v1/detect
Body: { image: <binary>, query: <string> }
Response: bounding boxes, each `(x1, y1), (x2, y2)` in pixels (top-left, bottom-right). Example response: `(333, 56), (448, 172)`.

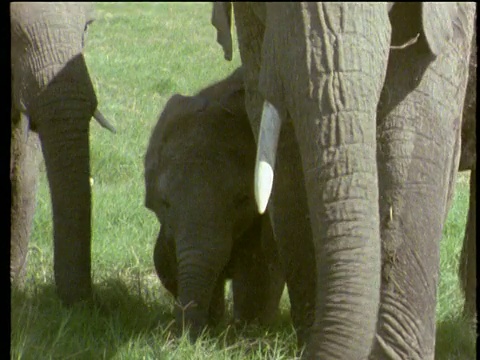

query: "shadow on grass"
(12, 277), (476, 360)
(11, 278), (298, 359)
(11, 278), (175, 359)
(435, 314), (477, 360)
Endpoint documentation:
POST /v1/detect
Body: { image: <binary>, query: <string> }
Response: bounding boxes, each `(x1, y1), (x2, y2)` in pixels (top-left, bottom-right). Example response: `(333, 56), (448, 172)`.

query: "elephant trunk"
(174, 223), (231, 339)
(259, 4), (391, 358)
(300, 6), (391, 358)
(32, 54), (97, 305)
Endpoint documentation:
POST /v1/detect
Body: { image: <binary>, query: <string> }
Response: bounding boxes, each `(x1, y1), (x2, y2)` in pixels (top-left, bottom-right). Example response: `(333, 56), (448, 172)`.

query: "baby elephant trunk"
(174, 223), (232, 340)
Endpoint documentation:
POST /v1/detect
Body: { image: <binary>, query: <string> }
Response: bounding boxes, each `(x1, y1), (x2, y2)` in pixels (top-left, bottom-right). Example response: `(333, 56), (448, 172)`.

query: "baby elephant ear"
(164, 94), (209, 119)
(211, 2), (233, 61)
(422, 3), (470, 57)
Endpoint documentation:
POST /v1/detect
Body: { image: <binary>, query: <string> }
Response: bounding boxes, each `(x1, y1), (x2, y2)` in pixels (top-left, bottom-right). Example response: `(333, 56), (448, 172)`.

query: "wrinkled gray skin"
(11, 3), (99, 304)
(144, 68), (285, 338)
(212, 3), (475, 359)
(458, 35), (476, 322)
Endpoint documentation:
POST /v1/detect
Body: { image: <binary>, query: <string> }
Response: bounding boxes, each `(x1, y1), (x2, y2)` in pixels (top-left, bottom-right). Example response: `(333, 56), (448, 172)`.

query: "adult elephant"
(212, 2), (475, 359)
(11, 3), (113, 305)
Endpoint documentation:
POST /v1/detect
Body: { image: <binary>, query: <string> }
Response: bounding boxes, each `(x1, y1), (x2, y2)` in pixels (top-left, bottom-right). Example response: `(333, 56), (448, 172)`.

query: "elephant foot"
(295, 324), (311, 350)
(463, 300), (477, 330)
(56, 276), (93, 306)
(58, 290), (93, 306)
(208, 277), (226, 327)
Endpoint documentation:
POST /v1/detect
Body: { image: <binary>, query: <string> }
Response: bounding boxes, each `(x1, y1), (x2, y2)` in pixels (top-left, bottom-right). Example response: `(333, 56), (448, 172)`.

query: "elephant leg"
(269, 122), (315, 346)
(372, 8), (474, 358)
(459, 166), (476, 321)
(231, 215), (284, 325)
(11, 109), (41, 285)
(257, 214), (285, 325)
(208, 275), (225, 327)
(231, 216), (269, 323)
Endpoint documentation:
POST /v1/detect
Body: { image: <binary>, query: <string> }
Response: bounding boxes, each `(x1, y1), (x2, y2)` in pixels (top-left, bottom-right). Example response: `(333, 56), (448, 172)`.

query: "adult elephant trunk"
(174, 222), (231, 339)
(256, 4), (391, 358)
(32, 54), (97, 305)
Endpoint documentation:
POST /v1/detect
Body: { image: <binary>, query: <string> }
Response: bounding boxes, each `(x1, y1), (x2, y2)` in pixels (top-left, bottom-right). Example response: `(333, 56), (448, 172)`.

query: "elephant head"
(212, 2), (475, 359)
(145, 68), (284, 337)
(10, 3), (114, 304)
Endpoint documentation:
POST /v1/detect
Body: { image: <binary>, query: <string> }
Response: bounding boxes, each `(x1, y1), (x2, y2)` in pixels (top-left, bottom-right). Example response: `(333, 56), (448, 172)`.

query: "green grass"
(11, 3), (476, 359)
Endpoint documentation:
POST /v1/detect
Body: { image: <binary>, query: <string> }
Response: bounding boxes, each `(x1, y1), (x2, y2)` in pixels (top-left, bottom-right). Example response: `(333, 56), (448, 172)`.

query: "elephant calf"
(144, 68), (285, 339)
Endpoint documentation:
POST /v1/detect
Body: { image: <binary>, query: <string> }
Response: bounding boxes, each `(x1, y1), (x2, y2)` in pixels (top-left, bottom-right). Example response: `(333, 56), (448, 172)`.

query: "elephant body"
(144, 68), (285, 337)
(10, 2), (102, 304)
(212, 2), (476, 359)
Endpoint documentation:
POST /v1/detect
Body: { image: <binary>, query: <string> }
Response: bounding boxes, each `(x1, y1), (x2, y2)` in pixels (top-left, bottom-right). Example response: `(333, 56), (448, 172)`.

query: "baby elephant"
(144, 68), (285, 339)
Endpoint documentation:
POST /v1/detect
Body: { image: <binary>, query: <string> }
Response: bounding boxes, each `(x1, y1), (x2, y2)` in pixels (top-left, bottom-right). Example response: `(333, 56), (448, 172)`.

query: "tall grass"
(11, 3), (475, 359)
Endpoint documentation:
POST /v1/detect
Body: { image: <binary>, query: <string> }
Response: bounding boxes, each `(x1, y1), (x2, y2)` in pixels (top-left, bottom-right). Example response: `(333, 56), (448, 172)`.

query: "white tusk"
(254, 101), (282, 214)
(255, 160), (274, 214)
(93, 109), (116, 133)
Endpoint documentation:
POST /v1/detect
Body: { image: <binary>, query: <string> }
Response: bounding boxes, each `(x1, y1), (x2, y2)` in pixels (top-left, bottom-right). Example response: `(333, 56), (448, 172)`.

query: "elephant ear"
(78, 3), (96, 48)
(216, 67), (246, 115)
(164, 94), (209, 121)
(144, 95), (186, 210)
(218, 87), (246, 116)
(85, 3), (96, 25)
(144, 122), (164, 211)
(421, 3), (469, 57)
(157, 94), (209, 139)
(144, 94), (209, 211)
(211, 2), (233, 61)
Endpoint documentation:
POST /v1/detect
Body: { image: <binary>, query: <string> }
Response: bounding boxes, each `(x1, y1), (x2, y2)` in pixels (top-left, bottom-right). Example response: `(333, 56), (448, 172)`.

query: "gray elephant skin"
(144, 68), (285, 337)
(11, 3), (111, 305)
(458, 34), (476, 321)
(212, 2), (476, 359)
